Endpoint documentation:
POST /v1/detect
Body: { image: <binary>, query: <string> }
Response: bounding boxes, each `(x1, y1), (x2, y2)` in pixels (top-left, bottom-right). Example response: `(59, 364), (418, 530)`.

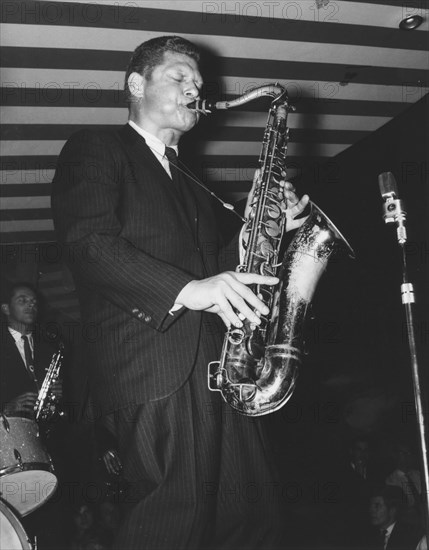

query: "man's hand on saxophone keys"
(244, 169), (310, 231)
(174, 272), (279, 329)
(3, 391), (37, 417)
(282, 179), (310, 231)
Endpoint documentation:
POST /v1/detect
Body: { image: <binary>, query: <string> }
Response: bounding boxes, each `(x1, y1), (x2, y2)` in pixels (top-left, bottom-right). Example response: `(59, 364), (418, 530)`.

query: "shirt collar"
(384, 522), (395, 537)
(8, 327), (32, 343)
(128, 120), (178, 159)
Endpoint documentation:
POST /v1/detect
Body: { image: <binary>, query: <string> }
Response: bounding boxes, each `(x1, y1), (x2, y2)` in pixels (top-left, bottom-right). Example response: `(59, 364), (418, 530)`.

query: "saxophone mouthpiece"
(187, 99), (217, 115)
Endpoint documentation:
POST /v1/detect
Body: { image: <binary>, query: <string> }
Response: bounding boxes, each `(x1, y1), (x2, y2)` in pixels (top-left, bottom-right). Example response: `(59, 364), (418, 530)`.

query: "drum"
(0, 499), (32, 549)
(0, 416), (57, 516)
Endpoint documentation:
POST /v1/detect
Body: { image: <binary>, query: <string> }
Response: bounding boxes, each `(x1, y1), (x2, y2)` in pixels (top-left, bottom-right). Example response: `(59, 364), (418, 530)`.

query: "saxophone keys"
(266, 203), (281, 219)
(260, 240), (274, 257)
(239, 383), (257, 403)
(228, 328), (245, 345)
(263, 220), (281, 238)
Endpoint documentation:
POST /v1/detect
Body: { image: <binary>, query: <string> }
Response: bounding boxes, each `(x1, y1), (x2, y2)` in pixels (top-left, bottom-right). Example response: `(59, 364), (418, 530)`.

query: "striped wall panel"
(1, 0), (428, 246)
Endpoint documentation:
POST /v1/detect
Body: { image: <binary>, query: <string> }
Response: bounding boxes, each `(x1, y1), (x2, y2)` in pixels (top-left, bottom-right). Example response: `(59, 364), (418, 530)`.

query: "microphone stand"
(382, 194), (429, 542)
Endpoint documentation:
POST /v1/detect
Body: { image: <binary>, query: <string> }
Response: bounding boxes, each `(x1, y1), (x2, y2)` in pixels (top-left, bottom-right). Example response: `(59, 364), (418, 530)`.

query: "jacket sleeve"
(51, 130), (194, 332)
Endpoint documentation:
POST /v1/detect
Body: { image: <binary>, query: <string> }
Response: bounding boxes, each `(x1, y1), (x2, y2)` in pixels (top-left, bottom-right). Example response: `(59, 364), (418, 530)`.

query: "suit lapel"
(4, 330), (39, 388)
(4, 330), (26, 368)
(118, 124), (198, 241)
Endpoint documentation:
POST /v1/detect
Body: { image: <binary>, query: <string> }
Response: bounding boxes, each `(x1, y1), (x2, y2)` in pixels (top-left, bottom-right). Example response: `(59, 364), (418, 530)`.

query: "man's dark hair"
(0, 281), (39, 307)
(124, 35), (200, 104)
(370, 485), (406, 517)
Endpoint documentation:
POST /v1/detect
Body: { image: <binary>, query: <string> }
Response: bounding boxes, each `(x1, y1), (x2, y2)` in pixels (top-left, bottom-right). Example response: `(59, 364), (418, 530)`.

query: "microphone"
(378, 172), (407, 244)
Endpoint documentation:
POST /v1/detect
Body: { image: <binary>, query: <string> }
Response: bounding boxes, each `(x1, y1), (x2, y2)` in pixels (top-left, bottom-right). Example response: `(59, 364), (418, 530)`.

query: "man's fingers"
(223, 290), (262, 326)
(228, 283), (268, 317)
(5, 394), (37, 415)
(215, 293), (244, 328)
(226, 273), (276, 315)
(281, 180), (295, 192)
(232, 272), (278, 287)
(286, 195), (310, 218)
(284, 189), (298, 205)
(217, 312), (231, 328)
(16, 393), (37, 406)
(20, 392), (37, 399)
(252, 168), (260, 183)
(211, 273), (275, 326)
(176, 272), (278, 324)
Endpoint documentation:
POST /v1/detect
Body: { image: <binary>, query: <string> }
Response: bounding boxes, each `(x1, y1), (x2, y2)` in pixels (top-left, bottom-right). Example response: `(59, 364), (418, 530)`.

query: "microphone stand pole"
(383, 196), (429, 541)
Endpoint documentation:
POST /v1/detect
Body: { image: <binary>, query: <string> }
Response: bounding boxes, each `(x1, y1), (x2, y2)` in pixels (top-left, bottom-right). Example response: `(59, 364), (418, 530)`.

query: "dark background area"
(261, 93), (428, 535)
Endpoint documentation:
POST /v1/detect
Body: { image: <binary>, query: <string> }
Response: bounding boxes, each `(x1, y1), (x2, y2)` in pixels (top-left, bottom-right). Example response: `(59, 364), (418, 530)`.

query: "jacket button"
(137, 312), (144, 319)
(144, 315), (151, 322)
(132, 308), (139, 315)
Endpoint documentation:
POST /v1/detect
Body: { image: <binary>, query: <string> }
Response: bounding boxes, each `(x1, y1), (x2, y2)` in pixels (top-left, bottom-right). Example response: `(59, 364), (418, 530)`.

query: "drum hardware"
(0, 449), (24, 477)
(15, 450), (23, 468)
(2, 414), (10, 432)
(0, 498), (33, 550)
(0, 416), (57, 517)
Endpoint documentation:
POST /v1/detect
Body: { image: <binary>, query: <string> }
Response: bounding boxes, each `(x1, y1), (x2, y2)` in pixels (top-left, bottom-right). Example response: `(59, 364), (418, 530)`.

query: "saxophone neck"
(188, 83), (289, 114)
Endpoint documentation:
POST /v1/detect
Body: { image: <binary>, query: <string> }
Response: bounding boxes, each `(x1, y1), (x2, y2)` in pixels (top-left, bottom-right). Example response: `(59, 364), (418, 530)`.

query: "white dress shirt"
(128, 120), (178, 178)
(8, 327), (34, 367)
(383, 522), (395, 549)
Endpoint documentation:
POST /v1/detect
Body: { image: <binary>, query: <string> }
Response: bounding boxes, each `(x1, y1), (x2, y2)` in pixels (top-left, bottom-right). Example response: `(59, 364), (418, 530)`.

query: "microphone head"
(378, 172), (398, 199)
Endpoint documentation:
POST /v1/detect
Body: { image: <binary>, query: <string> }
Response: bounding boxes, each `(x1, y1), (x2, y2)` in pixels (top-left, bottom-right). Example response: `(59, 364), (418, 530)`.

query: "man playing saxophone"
(52, 35), (308, 549)
(0, 282), (63, 420)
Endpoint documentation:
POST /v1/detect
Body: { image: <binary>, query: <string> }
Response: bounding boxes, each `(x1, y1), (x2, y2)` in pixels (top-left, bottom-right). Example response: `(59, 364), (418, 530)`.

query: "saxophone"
(35, 342), (64, 423)
(189, 84), (354, 416)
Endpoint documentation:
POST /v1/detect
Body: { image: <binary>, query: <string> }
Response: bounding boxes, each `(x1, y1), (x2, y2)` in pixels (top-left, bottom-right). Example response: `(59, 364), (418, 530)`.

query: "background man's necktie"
(21, 334), (36, 381)
(379, 528), (388, 549)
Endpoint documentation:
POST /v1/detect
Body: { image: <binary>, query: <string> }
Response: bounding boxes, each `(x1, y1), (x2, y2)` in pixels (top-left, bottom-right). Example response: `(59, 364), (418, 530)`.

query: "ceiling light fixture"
(399, 15), (424, 30)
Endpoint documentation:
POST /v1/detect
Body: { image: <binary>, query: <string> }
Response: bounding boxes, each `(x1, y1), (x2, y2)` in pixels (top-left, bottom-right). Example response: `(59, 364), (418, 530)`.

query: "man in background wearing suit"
(364, 485), (422, 549)
(52, 35), (308, 549)
(0, 282), (56, 417)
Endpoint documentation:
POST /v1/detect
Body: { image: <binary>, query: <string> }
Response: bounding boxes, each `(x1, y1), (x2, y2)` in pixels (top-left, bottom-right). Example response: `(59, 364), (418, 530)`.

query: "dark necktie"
(164, 146), (180, 186)
(164, 147), (207, 275)
(21, 334), (36, 381)
(379, 528), (388, 549)
(164, 146), (195, 225)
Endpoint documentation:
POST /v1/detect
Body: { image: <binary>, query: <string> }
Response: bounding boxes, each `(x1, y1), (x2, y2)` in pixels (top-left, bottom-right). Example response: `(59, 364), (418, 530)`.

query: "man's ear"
(127, 72), (145, 99)
(1, 303), (10, 316)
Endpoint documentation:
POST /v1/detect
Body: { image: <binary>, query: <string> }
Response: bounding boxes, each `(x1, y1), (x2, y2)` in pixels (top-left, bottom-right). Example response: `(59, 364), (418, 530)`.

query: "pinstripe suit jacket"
(52, 124), (229, 413)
